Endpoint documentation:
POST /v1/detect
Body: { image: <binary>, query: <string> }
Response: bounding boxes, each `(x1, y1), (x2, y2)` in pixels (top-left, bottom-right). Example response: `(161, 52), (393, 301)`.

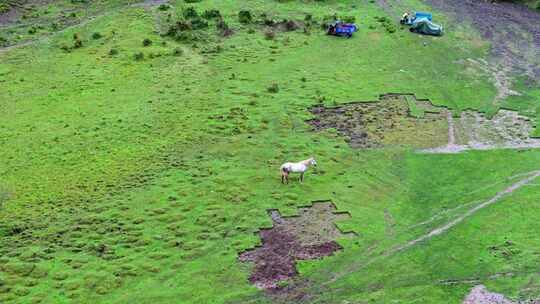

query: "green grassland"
(1, 0), (540, 303)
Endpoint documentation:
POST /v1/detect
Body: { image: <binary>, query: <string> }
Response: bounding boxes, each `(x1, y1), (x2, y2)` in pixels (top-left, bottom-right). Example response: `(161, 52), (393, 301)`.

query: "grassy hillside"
(1, 0), (539, 303)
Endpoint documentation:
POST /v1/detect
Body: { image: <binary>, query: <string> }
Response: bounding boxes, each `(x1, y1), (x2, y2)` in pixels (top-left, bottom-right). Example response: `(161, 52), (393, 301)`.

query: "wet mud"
(238, 201), (354, 289)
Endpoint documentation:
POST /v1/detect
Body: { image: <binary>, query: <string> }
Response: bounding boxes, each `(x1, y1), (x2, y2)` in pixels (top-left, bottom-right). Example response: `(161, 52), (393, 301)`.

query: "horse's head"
(310, 158), (317, 166)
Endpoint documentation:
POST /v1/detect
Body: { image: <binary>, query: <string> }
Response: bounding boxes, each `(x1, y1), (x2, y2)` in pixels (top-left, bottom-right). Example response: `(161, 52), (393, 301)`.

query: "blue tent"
(410, 18), (443, 36)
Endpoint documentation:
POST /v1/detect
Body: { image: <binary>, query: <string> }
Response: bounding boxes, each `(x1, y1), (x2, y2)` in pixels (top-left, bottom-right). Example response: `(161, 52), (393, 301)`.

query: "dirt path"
(322, 170), (540, 286)
(393, 170), (540, 252)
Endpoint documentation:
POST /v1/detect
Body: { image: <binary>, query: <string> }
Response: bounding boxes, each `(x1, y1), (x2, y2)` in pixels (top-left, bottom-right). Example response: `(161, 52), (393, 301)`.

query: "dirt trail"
(323, 170), (540, 286)
(393, 170), (540, 252)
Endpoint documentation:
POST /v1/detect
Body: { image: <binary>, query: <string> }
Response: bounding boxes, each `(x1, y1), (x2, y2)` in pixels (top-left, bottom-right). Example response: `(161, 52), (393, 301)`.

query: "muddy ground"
(307, 95), (449, 149)
(307, 94), (540, 153)
(238, 202), (354, 290)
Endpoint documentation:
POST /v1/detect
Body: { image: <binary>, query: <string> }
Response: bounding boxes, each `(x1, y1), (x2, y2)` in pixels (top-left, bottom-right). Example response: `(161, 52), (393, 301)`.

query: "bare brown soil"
(307, 95), (448, 149)
(238, 201), (354, 289)
(307, 94), (539, 153)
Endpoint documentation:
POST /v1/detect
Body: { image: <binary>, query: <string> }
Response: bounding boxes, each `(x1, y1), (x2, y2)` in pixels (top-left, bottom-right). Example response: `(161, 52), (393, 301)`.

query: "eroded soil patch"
(238, 201), (354, 289)
(307, 94), (539, 153)
(307, 94), (448, 149)
(463, 285), (514, 304)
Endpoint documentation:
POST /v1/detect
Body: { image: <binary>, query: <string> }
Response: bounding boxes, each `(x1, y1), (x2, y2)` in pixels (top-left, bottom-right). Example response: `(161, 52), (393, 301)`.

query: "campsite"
(1, 0), (540, 303)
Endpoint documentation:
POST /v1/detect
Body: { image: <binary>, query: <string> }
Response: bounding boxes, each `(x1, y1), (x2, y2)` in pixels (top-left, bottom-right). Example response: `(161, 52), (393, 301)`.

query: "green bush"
(0, 3), (10, 14)
(341, 15), (356, 23)
(172, 48), (183, 56)
(267, 83), (279, 93)
(73, 33), (83, 48)
(202, 9), (221, 19)
(109, 48), (119, 56)
(92, 32), (102, 39)
(190, 18), (208, 30)
(158, 4), (170, 11)
(217, 19), (233, 36)
(375, 16), (396, 33)
(134, 52), (144, 61)
(142, 38), (152, 46)
(238, 10), (252, 24)
(167, 20), (192, 36)
(183, 7), (198, 19)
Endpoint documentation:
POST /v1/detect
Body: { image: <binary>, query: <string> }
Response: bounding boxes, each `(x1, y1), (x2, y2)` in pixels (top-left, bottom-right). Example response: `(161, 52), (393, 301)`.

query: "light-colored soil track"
(393, 170), (540, 252)
(421, 110), (540, 154)
(323, 170), (540, 286)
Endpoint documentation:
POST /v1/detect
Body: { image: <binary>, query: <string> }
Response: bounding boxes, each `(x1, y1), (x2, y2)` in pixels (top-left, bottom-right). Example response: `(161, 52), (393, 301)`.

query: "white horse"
(280, 157), (317, 184)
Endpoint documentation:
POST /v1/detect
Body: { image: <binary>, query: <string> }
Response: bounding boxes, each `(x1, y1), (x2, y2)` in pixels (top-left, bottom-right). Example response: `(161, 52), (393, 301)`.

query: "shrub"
(0, 36), (7, 47)
(184, 0), (201, 2)
(304, 14), (312, 22)
(284, 19), (299, 31)
(158, 4), (170, 11)
(263, 17), (275, 26)
(238, 10), (252, 24)
(92, 32), (102, 39)
(264, 30), (275, 40)
(217, 20), (233, 37)
(0, 3), (10, 14)
(142, 38), (152, 46)
(175, 31), (207, 42)
(134, 52), (144, 61)
(375, 16), (396, 33)
(172, 48), (183, 56)
(342, 15), (356, 23)
(73, 34), (83, 48)
(267, 83), (279, 93)
(28, 27), (37, 34)
(190, 18), (208, 30)
(183, 7), (198, 19)
(73, 39), (83, 48)
(321, 14), (338, 29)
(202, 9), (221, 19)
(109, 48), (118, 56)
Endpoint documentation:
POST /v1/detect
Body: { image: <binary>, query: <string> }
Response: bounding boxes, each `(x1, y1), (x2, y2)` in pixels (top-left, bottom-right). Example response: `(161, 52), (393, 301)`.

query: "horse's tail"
(280, 165), (290, 174)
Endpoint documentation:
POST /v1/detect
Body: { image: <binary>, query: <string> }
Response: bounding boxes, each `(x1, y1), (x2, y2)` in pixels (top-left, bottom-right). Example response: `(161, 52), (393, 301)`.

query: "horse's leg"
(281, 174), (285, 184)
(300, 172), (304, 183)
